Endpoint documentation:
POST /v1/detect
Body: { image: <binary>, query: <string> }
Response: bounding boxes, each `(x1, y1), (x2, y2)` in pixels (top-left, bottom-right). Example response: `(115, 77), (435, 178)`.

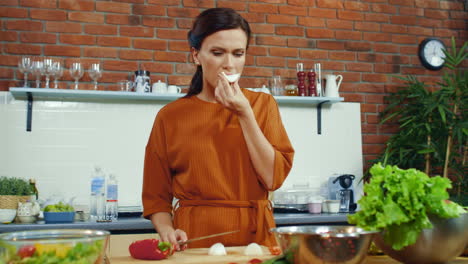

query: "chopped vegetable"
(244, 243), (263, 256)
(128, 239), (173, 260)
(17, 245), (35, 259)
(43, 202), (75, 212)
(348, 163), (465, 250)
(268, 246), (281, 256)
(247, 258), (263, 264)
(208, 242), (227, 256)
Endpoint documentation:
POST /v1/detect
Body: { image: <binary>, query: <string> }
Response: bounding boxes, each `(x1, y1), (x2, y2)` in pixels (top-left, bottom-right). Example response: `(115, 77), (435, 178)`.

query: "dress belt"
(176, 199), (275, 243)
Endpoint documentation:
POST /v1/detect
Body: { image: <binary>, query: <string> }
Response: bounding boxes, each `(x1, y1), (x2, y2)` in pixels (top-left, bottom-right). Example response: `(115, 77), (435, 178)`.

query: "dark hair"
(185, 8), (251, 97)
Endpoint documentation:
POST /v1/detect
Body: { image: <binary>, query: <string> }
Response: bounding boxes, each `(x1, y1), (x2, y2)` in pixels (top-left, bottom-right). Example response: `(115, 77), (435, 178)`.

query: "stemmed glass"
(52, 61), (63, 89)
(69, 62), (84, 90)
(18, 56), (33, 87)
(42, 58), (54, 89)
(88, 63), (102, 90)
(31, 60), (44, 88)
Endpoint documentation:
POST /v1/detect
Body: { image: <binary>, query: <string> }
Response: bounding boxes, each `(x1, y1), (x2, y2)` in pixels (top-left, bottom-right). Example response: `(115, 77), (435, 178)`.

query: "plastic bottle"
(105, 174), (118, 221)
(29, 178), (39, 200)
(90, 166), (106, 221)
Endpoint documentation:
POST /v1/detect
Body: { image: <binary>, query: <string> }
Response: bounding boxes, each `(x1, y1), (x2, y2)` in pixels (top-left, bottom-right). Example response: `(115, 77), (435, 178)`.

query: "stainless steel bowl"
(271, 226), (378, 264)
(374, 213), (468, 264)
(0, 229), (110, 264)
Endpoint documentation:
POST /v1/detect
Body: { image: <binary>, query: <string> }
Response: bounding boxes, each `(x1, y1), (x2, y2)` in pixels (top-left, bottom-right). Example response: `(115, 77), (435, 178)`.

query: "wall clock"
(418, 38), (446, 71)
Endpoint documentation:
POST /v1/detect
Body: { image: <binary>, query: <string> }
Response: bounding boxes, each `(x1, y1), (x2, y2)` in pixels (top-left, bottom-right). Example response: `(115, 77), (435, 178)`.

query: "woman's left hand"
(215, 72), (251, 116)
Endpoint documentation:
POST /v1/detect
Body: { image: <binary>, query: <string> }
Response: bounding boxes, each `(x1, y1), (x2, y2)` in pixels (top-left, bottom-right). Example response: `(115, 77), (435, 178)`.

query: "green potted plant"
(0, 176), (35, 209)
(367, 37), (467, 206)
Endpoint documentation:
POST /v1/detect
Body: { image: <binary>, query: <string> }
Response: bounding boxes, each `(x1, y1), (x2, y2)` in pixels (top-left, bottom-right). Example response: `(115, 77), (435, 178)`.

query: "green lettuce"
(348, 163), (465, 250)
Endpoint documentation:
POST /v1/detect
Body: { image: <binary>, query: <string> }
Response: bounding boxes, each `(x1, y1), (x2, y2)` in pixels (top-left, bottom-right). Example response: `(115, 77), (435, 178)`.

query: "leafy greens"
(348, 163), (465, 250)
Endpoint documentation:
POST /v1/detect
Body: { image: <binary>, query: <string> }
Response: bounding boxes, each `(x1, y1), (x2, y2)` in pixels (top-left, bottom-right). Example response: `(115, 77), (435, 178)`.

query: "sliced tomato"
(268, 246), (281, 255)
(247, 258), (263, 264)
(17, 245), (36, 259)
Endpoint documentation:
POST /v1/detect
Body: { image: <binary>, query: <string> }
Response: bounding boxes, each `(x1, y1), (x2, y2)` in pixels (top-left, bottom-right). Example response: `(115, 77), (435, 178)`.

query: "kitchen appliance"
(332, 174), (356, 213)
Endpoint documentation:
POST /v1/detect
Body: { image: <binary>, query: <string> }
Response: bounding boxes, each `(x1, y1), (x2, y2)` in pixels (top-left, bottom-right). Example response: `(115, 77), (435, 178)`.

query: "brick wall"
(1, 0), (467, 170)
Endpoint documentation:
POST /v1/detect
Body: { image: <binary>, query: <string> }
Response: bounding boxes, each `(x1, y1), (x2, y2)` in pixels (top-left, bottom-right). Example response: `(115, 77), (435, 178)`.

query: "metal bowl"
(271, 226), (378, 264)
(374, 213), (468, 264)
(0, 229), (110, 264)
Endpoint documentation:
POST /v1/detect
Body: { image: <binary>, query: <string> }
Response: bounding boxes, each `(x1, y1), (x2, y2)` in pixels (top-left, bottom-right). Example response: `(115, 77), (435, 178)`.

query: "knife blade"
(177, 230), (240, 246)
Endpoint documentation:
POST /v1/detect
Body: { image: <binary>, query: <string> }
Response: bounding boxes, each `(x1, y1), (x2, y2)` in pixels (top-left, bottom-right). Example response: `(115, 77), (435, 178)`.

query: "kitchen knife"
(177, 230), (240, 246)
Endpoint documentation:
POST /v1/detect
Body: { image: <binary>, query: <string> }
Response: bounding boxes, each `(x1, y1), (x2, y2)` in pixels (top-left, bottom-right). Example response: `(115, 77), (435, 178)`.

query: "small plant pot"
(44, 212), (75, 224)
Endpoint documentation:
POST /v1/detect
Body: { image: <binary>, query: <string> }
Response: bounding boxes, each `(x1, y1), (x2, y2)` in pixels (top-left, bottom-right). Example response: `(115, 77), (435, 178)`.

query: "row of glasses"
(18, 56), (102, 90)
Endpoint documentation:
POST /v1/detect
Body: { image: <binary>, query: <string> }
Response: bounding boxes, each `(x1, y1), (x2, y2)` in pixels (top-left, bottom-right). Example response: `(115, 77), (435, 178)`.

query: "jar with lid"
(134, 70), (151, 93)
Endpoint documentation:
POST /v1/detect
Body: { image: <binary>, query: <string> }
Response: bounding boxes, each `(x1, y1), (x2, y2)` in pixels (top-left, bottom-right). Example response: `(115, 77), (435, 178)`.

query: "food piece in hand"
(129, 239), (174, 260)
(223, 72), (240, 83)
(244, 242), (263, 256)
(208, 242), (227, 256)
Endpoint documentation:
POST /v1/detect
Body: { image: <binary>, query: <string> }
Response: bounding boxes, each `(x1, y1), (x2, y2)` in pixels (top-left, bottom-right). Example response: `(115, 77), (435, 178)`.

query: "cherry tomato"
(268, 246), (281, 255)
(247, 258), (263, 264)
(17, 245), (36, 259)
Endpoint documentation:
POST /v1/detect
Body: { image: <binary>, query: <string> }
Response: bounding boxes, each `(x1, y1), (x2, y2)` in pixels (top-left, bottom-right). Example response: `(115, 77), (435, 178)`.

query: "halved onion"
(208, 242), (227, 256)
(244, 242), (263, 256)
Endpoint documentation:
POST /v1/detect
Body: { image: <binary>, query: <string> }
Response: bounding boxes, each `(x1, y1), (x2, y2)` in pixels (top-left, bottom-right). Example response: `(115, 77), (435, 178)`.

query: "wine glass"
(69, 62), (84, 90)
(88, 63), (102, 90)
(42, 58), (54, 89)
(270, 75), (284, 96)
(31, 60), (44, 88)
(18, 56), (33, 87)
(52, 61), (63, 89)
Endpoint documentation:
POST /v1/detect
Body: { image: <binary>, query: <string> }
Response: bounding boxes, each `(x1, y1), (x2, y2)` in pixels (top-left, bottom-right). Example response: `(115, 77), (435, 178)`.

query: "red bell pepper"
(128, 239), (174, 260)
(17, 245), (36, 259)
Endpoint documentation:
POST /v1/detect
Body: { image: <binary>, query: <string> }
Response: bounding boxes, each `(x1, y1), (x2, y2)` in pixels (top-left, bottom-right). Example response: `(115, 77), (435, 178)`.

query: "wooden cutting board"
(109, 234), (274, 264)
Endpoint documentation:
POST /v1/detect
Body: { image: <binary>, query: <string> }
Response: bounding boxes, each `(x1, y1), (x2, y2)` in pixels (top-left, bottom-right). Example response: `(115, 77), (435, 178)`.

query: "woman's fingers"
(174, 229), (188, 251)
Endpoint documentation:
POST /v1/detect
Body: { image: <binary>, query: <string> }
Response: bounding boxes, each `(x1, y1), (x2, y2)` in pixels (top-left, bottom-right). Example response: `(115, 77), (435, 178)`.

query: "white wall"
(0, 91), (363, 209)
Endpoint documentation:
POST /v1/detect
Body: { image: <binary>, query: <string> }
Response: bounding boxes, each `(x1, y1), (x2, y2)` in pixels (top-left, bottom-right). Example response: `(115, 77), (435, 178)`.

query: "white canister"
(152, 80), (167, 93)
(167, 85), (181, 94)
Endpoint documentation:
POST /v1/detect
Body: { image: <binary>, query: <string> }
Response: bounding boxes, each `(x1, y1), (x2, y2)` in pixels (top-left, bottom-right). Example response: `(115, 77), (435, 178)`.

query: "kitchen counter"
(0, 213), (349, 233)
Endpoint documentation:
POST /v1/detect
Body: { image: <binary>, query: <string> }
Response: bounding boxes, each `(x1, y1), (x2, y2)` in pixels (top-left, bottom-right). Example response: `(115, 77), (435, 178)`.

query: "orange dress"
(143, 89), (294, 248)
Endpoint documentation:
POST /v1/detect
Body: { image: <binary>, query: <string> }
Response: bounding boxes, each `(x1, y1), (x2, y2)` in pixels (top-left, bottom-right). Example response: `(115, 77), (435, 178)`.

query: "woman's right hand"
(158, 227), (188, 251)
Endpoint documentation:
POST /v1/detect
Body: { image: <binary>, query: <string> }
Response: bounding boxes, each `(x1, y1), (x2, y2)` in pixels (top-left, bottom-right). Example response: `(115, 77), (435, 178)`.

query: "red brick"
(346, 62), (372, 72)
(256, 36), (287, 46)
(142, 17), (175, 28)
(392, 35), (417, 44)
(322, 61), (344, 71)
(30, 9), (66, 21)
(361, 103), (377, 113)
(113, 0), (144, 3)
(154, 51), (187, 62)
(400, 46), (417, 55)
(148, 0), (178, 4)
(425, 9), (449, 20)
(297, 17), (325, 27)
(99, 72), (128, 83)
(120, 50), (153, 60)
(256, 56), (285, 67)
(287, 38), (314, 48)
(0, 68), (14, 79)
(97, 36), (130, 47)
(0, 7), (27, 18)
(340, 72), (360, 82)
(363, 74), (388, 83)
(440, 1), (464, 10)
(344, 1), (369, 11)
(335, 30), (362, 40)
(444, 19), (466, 30)
(363, 32), (391, 42)
(5, 44), (41, 55)
(328, 19), (354, 29)
(177, 18), (193, 29)
(374, 43), (399, 53)
(330, 51), (355, 61)
(371, 4), (397, 14)
(249, 3), (278, 14)
(434, 28), (459, 38)
(0, 0), (19, 6)
(407, 26), (433, 36)
(20, 32), (56, 43)
(170, 41), (190, 52)
(267, 14), (296, 25)
(338, 10), (364, 20)
(269, 47), (297, 57)
(287, 0), (314, 6)
(0, 31), (18, 42)
(157, 29), (186, 40)
(46, 21), (81, 33)
(106, 14), (140, 25)
(418, 18), (442, 28)
(82, 47), (118, 58)
(120, 27), (152, 38)
(182, 0), (215, 8)
(362, 144), (385, 154)
(345, 42), (371, 51)
(176, 63), (196, 74)
(251, 23), (275, 34)
(20, 0), (56, 8)
(364, 13), (389, 22)
(389, 0), (415, 6)
(300, 49), (328, 60)
(84, 24), (117, 35)
(279, 5), (308, 16)
(243, 66), (273, 77)
(44, 45), (81, 57)
(317, 40), (344, 50)
(306, 28), (334, 39)
(68, 12), (104, 23)
(168, 75), (191, 86)
(242, 13), (266, 23)
(381, 24), (407, 34)
(60, 34), (95, 45)
(58, 0), (94, 11)
(316, 0), (343, 9)
(450, 11), (468, 20)
(103, 60), (138, 71)
(308, 8), (336, 18)
(355, 22), (380, 32)
(247, 46), (268, 56)
(217, 1), (247, 11)
(383, 55), (410, 64)
(133, 39), (166, 50)
(139, 62), (173, 74)
(276, 26), (303, 36)
(374, 64), (401, 73)
(390, 15), (418, 25)
(399, 7), (423, 16)
(167, 7), (200, 18)
(132, 4), (165, 16)
(343, 94), (365, 103)
(358, 53), (384, 63)
(415, 0), (439, 8)
(96, 1), (130, 13)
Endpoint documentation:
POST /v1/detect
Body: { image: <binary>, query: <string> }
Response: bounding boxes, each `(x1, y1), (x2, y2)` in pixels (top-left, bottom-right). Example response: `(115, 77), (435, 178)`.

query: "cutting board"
(109, 234), (274, 264)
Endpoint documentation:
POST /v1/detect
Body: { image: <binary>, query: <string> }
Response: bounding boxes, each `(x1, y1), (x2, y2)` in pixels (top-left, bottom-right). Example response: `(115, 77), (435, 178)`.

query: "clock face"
(418, 38), (446, 71)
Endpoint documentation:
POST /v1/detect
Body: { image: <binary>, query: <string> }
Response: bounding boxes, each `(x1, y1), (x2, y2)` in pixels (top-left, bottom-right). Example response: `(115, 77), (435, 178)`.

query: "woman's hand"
(158, 227), (188, 251)
(215, 72), (251, 117)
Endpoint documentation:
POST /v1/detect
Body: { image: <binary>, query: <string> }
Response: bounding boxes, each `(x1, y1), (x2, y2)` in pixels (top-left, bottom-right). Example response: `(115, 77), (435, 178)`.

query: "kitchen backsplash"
(0, 91), (363, 208)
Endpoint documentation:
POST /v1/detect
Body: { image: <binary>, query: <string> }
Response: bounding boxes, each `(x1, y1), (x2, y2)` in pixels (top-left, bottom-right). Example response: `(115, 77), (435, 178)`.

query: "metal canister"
(134, 70), (151, 93)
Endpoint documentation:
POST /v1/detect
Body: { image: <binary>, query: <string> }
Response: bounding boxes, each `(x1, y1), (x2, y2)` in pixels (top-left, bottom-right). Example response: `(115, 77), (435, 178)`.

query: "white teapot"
(17, 201), (41, 217)
(324, 74), (343, 98)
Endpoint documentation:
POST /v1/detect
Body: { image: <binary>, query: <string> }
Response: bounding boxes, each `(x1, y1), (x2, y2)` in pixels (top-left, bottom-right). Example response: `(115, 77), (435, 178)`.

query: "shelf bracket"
(317, 100), (330, 135)
(26, 92), (33, 132)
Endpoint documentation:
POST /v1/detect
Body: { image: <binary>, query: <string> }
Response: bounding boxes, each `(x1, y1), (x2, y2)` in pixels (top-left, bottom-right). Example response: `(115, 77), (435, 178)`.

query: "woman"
(142, 8), (294, 249)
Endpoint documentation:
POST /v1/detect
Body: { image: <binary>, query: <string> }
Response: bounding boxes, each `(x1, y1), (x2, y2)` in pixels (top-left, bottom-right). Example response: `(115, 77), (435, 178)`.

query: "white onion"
(224, 73), (240, 83)
(244, 242), (263, 256)
(208, 242), (227, 256)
